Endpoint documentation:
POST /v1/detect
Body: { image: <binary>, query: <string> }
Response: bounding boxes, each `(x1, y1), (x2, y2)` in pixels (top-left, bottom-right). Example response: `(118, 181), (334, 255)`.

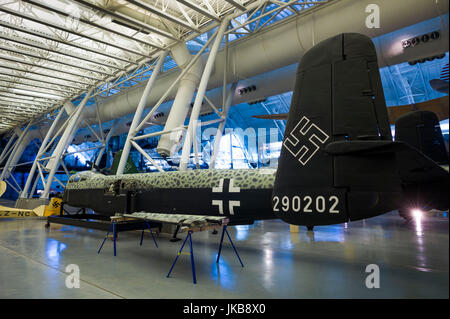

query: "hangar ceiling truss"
(0, 0), (330, 134)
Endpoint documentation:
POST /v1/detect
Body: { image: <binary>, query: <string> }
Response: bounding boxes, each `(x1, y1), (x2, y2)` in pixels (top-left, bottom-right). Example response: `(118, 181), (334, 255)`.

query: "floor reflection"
(234, 225), (250, 241)
(45, 238), (67, 267)
(211, 256), (236, 290)
(263, 248), (274, 289)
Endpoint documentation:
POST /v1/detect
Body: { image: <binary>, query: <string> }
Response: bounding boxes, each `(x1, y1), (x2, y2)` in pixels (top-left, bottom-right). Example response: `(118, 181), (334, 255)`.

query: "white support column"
(44, 97), (91, 172)
(116, 51), (168, 175)
(0, 121), (33, 180)
(94, 119), (117, 169)
(30, 142), (58, 198)
(130, 140), (164, 173)
(134, 32), (219, 135)
(209, 82), (237, 169)
(180, 18), (229, 171)
(0, 132), (17, 165)
(20, 109), (65, 198)
(41, 89), (93, 199)
(29, 172), (40, 198)
(156, 43), (203, 157)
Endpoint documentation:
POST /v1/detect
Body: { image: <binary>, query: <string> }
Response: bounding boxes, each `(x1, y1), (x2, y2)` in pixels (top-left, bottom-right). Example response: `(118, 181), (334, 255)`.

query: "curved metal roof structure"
(0, 0), (329, 133)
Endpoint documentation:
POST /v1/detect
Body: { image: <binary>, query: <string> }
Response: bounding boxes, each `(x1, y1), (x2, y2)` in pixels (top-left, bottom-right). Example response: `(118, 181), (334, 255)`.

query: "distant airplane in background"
(430, 62), (449, 94)
(0, 180), (61, 218)
(253, 95), (449, 124)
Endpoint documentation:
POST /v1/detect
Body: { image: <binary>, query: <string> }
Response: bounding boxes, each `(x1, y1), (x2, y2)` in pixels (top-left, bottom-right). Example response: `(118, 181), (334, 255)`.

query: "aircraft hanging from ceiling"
(252, 96), (449, 124)
(429, 62), (449, 94)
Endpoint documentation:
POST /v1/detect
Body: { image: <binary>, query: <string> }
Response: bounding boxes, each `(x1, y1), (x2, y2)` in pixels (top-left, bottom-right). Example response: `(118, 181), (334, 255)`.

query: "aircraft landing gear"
(170, 225), (181, 242)
(306, 226), (314, 231)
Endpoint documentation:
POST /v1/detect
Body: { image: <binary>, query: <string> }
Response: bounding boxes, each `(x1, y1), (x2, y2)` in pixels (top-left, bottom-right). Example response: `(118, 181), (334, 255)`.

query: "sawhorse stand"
(140, 219), (159, 248)
(97, 221), (118, 256)
(97, 219), (158, 256)
(216, 225), (244, 268)
(167, 225), (244, 284)
(167, 230), (196, 283)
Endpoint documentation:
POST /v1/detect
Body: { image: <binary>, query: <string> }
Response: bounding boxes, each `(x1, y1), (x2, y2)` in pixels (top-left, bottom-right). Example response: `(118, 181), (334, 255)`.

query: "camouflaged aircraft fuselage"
(63, 169), (277, 224)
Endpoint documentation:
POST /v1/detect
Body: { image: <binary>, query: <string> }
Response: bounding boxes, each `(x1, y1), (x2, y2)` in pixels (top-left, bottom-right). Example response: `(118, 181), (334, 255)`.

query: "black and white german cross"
(211, 178), (240, 215)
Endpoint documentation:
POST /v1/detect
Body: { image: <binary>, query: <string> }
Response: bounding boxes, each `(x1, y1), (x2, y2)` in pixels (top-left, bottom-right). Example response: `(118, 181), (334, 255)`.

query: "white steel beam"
(116, 50), (168, 175)
(20, 109), (65, 198)
(0, 83), (69, 98)
(0, 33), (122, 71)
(71, 0), (177, 41)
(0, 121), (33, 180)
(0, 45), (113, 77)
(130, 140), (164, 173)
(124, 0), (198, 32)
(21, 0), (164, 51)
(156, 42), (203, 157)
(175, 0), (220, 21)
(94, 119), (117, 169)
(0, 19), (138, 66)
(223, 0), (247, 11)
(0, 132), (17, 165)
(0, 70), (84, 91)
(134, 30), (219, 134)
(0, 6), (152, 60)
(179, 18), (229, 170)
(41, 89), (93, 199)
(209, 82), (237, 169)
(0, 64), (92, 87)
(0, 55), (103, 82)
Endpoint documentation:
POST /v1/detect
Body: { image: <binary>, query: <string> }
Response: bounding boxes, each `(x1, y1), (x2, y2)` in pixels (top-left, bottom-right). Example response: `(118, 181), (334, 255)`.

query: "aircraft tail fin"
(43, 197), (62, 216)
(393, 110), (449, 211)
(273, 33), (403, 226)
(395, 110), (448, 164)
(110, 150), (139, 175)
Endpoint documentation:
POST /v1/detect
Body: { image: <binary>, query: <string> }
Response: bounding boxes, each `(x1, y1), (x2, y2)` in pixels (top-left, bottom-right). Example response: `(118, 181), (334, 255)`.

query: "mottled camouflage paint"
(66, 169), (276, 191)
(125, 212), (227, 226)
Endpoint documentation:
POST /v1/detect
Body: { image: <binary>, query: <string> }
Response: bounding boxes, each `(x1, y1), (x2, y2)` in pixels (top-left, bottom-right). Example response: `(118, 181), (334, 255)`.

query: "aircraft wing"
(252, 96), (449, 124)
(124, 212), (228, 227)
(0, 205), (40, 218)
(0, 180), (60, 218)
(387, 96), (449, 124)
(0, 181), (6, 198)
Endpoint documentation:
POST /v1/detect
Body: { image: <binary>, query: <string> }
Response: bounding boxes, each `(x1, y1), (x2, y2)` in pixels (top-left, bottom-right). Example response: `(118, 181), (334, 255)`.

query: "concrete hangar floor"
(0, 210), (448, 299)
